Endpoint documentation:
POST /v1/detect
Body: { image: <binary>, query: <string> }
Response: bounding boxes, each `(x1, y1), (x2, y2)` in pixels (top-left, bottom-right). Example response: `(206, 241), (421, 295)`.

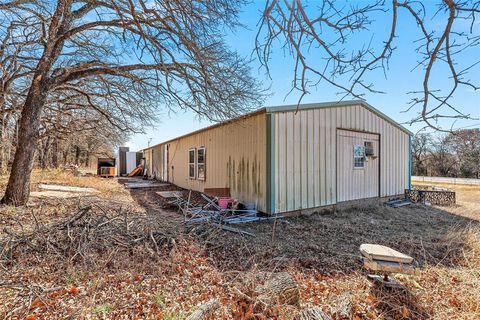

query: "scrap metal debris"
(384, 198), (412, 208)
(158, 190), (283, 237)
(156, 191), (183, 198)
(125, 181), (169, 189)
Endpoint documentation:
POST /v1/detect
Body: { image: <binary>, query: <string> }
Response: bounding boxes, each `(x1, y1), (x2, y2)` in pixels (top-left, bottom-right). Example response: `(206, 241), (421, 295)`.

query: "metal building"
(143, 100), (412, 214)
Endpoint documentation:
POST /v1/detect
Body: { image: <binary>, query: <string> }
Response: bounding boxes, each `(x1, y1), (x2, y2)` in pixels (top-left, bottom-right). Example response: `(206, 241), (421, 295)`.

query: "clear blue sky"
(127, 1), (479, 151)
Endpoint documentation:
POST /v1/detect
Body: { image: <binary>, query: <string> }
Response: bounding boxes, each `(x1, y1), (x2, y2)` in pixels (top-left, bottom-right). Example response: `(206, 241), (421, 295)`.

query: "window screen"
(197, 147), (205, 180)
(353, 145), (365, 168)
(189, 148), (196, 179)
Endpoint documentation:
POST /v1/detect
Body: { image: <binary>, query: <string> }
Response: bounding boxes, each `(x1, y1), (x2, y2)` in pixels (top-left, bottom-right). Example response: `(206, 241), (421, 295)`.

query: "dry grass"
(413, 181), (480, 221)
(0, 169), (134, 235)
(0, 173), (479, 319)
(30, 168), (126, 195)
(0, 168), (127, 196)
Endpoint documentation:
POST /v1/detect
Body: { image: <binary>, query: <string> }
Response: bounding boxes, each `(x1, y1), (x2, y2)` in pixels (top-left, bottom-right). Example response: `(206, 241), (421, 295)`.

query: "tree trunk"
(1, 0), (71, 205)
(74, 145), (80, 166)
(52, 136), (58, 168)
(0, 103), (5, 173)
(1, 79), (48, 205)
(186, 299), (220, 320)
(63, 149), (68, 165)
(39, 136), (52, 169)
(52, 114), (61, 168)
(254, 272), (300, 306)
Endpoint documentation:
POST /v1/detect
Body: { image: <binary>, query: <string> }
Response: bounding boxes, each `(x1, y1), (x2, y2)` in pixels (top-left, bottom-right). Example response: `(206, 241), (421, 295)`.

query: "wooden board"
(364, 258), (417, 275)
(30, 191), (95, 199)
(39, 184), (99, 193)
(125, 183), (168, 189)
(127, 166), (142, 177)
(203, 188), (230, 198)
(360, 244), (414, 264)
(156, 191), (183, 198)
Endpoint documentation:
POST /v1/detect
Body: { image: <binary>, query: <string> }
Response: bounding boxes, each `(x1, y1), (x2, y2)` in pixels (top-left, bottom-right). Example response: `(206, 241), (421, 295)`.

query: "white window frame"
(197, 147), (206, 181)
(353, 144), (365, 169)
(188, 148), (196, 179)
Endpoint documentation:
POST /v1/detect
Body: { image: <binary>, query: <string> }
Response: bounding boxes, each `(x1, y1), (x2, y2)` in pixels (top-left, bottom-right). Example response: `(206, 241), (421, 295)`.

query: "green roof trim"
(265, 100), (413, 136)
(409, 135), (412, 190)
(265, 113), (276, 214)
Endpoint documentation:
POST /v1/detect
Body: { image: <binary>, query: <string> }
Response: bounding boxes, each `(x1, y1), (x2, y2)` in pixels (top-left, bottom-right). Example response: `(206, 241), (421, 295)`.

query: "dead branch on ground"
(0, 204), (176, 266)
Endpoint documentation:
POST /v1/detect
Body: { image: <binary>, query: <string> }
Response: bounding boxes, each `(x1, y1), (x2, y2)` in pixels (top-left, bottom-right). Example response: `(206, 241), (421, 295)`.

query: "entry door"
(337, 130), (380, 202)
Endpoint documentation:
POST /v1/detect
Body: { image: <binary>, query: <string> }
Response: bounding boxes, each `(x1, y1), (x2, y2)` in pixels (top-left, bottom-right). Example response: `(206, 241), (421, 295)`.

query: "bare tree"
(1, 0), (263, 205)
(38, 100), (127, 169)
(412, 133), (431, 175)
(429, 134), (458, 176)
(445, 129), (480, 178)
(257, 0), (479, 131)
(0, 13), (40, 172)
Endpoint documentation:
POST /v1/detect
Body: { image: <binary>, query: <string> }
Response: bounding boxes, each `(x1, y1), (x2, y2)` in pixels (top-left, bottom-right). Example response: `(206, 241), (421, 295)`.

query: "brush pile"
(0, 205), (175, 266)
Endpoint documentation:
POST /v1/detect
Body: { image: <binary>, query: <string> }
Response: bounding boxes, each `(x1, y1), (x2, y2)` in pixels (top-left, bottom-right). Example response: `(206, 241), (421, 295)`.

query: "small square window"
(354, 157), (365, 168)
(353, 145), (365, 169)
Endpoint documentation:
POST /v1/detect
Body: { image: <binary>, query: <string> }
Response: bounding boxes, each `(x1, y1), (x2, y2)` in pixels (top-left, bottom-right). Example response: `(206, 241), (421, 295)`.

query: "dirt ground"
(1, 170), (479, 319)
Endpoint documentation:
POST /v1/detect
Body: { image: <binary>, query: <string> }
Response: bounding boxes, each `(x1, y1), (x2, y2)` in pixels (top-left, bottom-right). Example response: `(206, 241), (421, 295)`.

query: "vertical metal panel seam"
(378, 132), (382, 197)
(408, 135), (412, 190)
(336, 113), (341, 203)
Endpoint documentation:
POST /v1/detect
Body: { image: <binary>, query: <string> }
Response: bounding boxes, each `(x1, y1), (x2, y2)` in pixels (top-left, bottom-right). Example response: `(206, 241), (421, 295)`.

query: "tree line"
(412, 129), (480, 178)
(1, 108), (125, 172)
(0, 0), (263, 205)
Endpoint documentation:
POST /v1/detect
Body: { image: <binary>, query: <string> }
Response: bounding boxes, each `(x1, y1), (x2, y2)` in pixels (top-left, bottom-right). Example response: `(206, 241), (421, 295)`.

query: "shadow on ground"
(370, 284), (432, 319)
(123, 178), (479, 275)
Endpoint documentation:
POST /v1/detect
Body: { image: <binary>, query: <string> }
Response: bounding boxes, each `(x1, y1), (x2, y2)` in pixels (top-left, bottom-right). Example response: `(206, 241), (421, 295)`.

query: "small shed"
(143, 100), (412, 214)
(97, 158), (116, 177)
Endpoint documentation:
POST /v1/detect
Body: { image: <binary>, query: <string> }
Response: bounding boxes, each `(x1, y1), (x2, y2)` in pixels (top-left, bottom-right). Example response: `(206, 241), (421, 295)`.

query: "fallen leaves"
(400, 306), (411, 318)
(69, 287), (79, 295)
(30, 298), (45, 309)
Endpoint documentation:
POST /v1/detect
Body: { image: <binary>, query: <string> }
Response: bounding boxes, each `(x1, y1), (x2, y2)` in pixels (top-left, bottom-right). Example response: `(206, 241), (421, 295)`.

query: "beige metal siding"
(273, 104), (410, 213)
(146, 113), (267, 211)
(144, 148), (153, 177)
(144, 145), (166, 180)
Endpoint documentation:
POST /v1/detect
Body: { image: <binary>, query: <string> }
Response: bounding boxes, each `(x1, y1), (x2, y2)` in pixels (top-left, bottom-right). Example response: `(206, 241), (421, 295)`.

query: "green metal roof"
(265, 100), (413, 136)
